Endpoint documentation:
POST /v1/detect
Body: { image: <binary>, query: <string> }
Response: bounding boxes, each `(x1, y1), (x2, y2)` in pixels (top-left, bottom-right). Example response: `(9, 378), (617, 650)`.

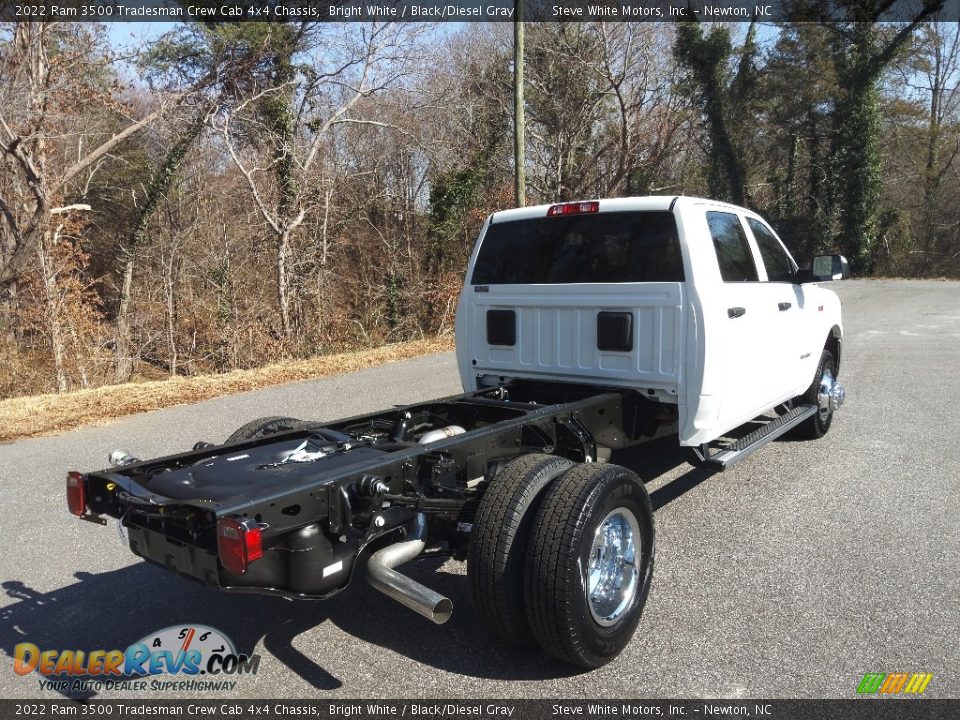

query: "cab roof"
(488, 196), (747, 224)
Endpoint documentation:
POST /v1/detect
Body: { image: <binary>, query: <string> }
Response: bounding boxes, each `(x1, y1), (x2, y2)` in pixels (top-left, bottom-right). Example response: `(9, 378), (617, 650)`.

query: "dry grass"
(0, 336), (454, 442)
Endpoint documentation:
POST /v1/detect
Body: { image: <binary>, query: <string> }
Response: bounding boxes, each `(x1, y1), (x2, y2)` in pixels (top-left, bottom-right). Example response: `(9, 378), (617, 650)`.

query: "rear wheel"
(467, 453), (574, 648)
(226, 416), (307, 444)
(524, 463), (655, 668)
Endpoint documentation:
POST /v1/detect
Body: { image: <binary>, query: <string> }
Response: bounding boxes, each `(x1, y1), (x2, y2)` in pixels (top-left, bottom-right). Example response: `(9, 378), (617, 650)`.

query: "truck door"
(705, 210), (783, 428)
(743, 216), (808, 399)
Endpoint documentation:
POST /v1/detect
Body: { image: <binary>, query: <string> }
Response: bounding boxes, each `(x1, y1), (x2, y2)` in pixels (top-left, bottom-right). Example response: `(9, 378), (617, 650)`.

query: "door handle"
(778, 302), (792, 311)
(727, 307), (746, 318)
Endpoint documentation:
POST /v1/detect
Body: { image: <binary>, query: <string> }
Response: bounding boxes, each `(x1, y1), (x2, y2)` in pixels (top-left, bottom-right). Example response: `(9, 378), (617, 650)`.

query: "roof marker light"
(547, 201), (600, 217)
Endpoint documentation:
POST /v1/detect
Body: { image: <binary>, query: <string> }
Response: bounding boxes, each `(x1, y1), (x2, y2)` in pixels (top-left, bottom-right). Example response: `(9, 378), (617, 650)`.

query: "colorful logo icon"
(857, 673), (933, 695)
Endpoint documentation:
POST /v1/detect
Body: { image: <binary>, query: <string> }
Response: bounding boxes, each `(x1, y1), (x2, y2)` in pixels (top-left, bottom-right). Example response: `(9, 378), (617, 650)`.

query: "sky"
(106, 21), (176, 53)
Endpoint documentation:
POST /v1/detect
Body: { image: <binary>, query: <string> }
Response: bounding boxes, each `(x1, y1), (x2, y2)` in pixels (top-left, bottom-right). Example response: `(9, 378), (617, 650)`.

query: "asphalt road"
(1, 279), (958, 700)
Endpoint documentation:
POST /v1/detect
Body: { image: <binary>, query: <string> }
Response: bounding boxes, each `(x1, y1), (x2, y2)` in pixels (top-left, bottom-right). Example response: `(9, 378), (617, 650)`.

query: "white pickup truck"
(70, 196), (848, 671)
(457, 195), (848, 456)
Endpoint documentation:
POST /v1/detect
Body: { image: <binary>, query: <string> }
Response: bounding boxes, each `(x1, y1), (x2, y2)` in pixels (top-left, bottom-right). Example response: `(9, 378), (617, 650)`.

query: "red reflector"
(67, 471), (86, 516)
(217, 518), (263, 575)
(547, 201), (599, 217)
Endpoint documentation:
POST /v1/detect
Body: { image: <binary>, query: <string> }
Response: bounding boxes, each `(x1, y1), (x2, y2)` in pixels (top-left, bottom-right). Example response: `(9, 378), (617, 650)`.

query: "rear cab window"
(471, 211), (684, 285)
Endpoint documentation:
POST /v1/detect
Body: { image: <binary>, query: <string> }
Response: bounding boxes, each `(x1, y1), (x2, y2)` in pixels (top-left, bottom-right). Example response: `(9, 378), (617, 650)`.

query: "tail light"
(217, 518), (263, 575)
(547, 201), (599, 217)
(67, 471), (86, 516)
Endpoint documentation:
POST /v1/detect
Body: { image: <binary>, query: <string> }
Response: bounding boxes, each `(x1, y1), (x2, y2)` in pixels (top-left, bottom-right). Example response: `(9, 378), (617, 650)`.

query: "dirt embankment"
(0, 337), (454, 442)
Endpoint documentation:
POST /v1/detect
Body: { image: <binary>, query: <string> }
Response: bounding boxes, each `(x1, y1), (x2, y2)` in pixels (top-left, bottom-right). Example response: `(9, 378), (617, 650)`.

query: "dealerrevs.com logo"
(13, 624), (260, 693)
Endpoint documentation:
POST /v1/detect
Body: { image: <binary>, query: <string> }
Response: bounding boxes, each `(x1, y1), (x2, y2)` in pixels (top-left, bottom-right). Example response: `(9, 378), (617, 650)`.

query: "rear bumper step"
(704, 404), (817, 471)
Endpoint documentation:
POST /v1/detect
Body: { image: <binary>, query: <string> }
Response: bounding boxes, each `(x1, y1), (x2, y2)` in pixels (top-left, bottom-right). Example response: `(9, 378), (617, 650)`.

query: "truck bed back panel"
(461, 282), (684, 395)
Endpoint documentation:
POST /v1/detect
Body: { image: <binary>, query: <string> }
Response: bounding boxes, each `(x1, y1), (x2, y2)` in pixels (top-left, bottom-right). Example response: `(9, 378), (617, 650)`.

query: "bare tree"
(883, 20), (960, 274)
(0, 25), (205, 290)
(522, 23), (687, 203)
(214, 22), (429, 340)
(913, 22), (960, 269)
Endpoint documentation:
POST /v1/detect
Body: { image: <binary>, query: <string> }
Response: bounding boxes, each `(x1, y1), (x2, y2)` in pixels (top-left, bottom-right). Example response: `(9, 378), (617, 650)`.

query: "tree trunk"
(807, 106), (823, 220)
(674, 23), (748, 207)
(783, 133), (797, 218)
(831, 72), (882, 270)
(115, 255), (135, 382)
(921, 49), (944, 273)
(163, 250), (178, 376)
(67, 321), (89, 388)
(117, 115), (205, 380)
(277, 229), (292, 338)
(37, 227), (67, 393)
(320, 189), (331, 267)
(828, 11), (942, 272)
(2, 283), (20, 345)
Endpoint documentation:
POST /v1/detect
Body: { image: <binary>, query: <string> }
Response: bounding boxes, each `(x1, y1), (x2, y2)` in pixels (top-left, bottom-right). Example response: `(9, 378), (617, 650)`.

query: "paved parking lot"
(1, 280), (957, 699)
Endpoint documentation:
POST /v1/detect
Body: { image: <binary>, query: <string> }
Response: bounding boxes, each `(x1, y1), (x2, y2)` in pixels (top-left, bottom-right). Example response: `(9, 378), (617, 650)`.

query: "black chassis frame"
(81, 379), (672, 600)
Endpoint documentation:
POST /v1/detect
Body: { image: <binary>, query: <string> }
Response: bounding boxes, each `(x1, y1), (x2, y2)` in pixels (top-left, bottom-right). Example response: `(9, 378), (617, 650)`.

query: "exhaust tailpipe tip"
(366, 514), (453, 625)
(431, 597), (453, 625)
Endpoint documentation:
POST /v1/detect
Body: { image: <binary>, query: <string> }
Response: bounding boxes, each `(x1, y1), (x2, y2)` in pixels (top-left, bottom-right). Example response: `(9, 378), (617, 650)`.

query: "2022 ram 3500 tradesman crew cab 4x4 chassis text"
(67, 196), (847, 668)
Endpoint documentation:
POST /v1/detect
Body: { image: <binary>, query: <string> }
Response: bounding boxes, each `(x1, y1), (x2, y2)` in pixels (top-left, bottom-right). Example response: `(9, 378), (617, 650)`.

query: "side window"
(748, 218), (796, 283)
(707, 211), (758, 282)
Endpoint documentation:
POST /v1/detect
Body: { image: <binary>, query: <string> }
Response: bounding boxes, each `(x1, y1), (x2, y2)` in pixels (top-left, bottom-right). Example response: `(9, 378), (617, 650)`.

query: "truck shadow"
(612, 437), (715, 510)
(321, 558), (582, 681)
(1, 441), (731, 698)
(0, 567), (344, 699)
(0, 562), (574, 700)
(619, 424), (806, 511)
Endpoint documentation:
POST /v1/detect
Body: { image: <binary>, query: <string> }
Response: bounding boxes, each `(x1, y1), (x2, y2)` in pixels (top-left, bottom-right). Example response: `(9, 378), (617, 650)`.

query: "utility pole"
(514, 0), (525, 208)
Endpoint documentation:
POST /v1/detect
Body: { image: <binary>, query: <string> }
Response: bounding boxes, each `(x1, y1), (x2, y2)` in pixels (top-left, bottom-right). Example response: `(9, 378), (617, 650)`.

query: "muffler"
(366, 513), (452, 624)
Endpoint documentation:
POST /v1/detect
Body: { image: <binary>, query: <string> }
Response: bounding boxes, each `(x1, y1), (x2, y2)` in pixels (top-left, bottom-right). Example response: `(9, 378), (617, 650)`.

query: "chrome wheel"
(817, 369), (845, 422)
(816, 369), (833, 422)
(587, 508), (641, 626)
(525, 463), (655, 667)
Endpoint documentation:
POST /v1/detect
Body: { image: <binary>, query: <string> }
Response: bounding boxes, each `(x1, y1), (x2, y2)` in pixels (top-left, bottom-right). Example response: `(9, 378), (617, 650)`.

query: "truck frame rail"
(76, 379), (672, 601)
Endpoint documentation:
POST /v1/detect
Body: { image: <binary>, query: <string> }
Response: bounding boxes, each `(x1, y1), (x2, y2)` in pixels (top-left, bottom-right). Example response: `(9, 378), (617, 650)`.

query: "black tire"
(226, 416), (307, 444)
(794, 350), (837, 440)
(524, 463), (655, 668)
(467, 453), (574, 648)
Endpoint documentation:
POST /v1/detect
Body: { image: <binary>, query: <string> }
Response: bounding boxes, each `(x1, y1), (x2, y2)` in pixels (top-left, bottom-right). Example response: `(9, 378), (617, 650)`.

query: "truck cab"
(455, 196), (846, 448)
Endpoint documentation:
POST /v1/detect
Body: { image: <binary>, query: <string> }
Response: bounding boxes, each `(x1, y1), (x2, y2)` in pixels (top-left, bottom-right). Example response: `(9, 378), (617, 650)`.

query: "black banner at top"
(5, 0), (960, 23)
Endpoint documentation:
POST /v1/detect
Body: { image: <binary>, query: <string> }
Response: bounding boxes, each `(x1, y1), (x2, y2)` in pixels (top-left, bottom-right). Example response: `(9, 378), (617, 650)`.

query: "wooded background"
(2, 12), (958, 399)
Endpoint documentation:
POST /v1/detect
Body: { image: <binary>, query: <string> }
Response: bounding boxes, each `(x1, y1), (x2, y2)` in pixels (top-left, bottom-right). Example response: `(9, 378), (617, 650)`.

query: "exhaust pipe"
(366, 514), (452, 624)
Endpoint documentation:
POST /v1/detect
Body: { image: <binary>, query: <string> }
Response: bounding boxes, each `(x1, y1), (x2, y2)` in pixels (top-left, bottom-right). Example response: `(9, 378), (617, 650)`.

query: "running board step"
(704, 404), (817, 471)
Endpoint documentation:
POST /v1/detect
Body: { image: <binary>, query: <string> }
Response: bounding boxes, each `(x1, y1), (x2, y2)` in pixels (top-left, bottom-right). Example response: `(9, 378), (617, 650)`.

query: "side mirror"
(800, 254), (850, 283)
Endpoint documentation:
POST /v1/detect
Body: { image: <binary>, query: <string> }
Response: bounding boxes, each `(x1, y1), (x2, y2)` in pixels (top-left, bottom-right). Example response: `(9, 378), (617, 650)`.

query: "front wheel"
(794, 350), (841, 439)
(524, 463), (655, 668)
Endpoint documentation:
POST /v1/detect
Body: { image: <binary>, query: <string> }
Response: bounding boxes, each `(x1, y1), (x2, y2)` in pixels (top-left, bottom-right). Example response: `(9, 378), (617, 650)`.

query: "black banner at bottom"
(0, 699), (957, 720)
